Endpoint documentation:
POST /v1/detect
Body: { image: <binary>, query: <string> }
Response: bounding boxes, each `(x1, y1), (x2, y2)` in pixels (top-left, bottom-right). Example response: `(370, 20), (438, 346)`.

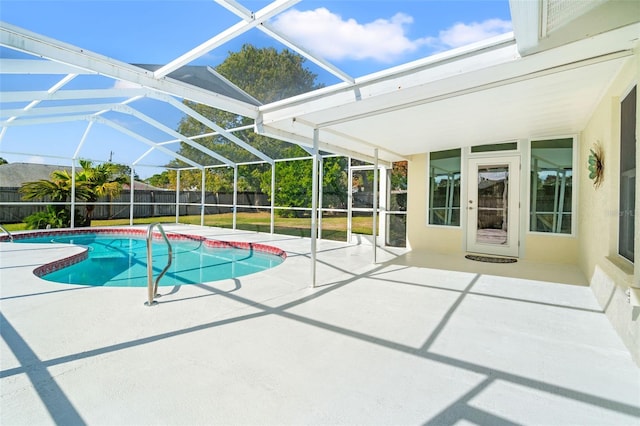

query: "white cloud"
(113, 79), (142, 89)
(271, 9), (512, 62)
(436, 19), (512, 49)
(271, 8), (430, 63)
(27, 156), (45, 164)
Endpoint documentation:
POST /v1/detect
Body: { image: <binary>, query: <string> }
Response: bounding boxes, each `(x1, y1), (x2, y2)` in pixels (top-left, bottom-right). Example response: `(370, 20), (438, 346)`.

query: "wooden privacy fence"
(0, 187), (270, 223)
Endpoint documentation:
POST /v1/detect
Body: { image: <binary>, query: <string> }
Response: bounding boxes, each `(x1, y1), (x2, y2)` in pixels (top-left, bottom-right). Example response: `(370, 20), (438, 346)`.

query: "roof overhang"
(510, 0), (640, 56)
(258, 22), (639, 163)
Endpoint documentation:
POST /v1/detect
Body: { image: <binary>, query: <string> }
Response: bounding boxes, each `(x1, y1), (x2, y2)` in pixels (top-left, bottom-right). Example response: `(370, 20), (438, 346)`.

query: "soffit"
(259, 23), (638, 162)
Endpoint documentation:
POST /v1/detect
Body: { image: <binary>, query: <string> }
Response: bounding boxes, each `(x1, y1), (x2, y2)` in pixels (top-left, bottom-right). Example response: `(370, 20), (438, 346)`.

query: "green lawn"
(2, 212), (375, 242)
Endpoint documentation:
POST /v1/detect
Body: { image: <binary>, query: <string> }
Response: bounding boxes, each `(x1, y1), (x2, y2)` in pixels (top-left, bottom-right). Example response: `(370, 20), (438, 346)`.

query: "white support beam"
(132, 147), (156, 166)
(310, 128), (320, 288)
(270, 163), (276, 234)
(115, 104), (236, 167)
(0, 88), (148, 103)
(261, 24), (355, 84)
(71, 160), (76, 228)
(201, 170), (206, 226)
(1, 102), (120, 119)
(0, 114), (93, 127)
(153, 0), (301, 79)
(150, 124), (255, 147)
(233, 166), (238, 230)
(213, 0), (253, 17)
(175, 170), (181, 224)
(318, 125), (405, 160)
(155, 94), (274, 164)
(258, 124), (394, 167)
(73, 121), (95, 159)
(214, 0), (354, 84)
(0, 59), (95, 75)
(2, 73), (77, 124)
(129, 166), (135, 225)
(0, 22), (259, 118)
(94, 116), (202, 168)
(372, 149), (379, 264)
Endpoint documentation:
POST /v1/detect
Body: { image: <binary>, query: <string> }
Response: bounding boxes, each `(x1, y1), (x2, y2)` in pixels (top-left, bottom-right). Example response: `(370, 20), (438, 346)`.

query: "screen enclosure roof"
(0, 0), (638, 168)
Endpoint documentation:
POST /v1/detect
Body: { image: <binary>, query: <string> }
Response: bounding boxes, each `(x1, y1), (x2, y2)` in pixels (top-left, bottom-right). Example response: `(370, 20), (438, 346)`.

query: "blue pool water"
(21, 233), (284, 287)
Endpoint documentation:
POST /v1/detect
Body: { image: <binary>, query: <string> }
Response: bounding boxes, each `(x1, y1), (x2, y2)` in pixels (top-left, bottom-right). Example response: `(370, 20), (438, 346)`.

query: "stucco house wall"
(578, 53), (639, 364)
(405, 49), (639, 364)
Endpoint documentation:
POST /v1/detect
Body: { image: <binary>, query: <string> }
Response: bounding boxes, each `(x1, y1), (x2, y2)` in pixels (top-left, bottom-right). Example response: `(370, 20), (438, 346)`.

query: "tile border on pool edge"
(6, 227), (287, 277)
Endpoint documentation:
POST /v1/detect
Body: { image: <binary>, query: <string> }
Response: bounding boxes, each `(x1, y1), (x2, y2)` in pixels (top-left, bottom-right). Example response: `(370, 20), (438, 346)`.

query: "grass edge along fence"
(1, 212), (376, 243)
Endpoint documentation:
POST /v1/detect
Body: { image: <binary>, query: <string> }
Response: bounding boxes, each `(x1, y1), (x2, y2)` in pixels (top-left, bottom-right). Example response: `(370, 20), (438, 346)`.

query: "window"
(530, 138), (573, 234)
(429, 149), (461, 226)
(471, 142), (518, 153)
(619, 86), (636, 263)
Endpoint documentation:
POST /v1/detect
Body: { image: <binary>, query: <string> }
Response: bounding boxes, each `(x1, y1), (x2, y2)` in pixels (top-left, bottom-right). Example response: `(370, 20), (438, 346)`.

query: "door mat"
(465, 254), (517, 263)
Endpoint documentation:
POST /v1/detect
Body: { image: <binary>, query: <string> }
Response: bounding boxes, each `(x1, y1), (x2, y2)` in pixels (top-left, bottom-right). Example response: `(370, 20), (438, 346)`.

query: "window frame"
(618, 84), (636, 264)
(526, 134), (578, 237)
(426, 149), (462, 228)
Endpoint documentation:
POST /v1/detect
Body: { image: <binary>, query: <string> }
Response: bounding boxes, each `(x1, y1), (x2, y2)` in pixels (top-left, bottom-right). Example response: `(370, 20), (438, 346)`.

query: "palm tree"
(75, 160), (126, 226)
(20, 169), (91, 228)
(20, 161), (126, 228)
(20, 169), (76, 202)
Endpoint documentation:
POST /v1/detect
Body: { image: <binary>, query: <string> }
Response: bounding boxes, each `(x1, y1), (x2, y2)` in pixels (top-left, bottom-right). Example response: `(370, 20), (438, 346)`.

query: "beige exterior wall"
(406, 148), (579, 263)
(578, 53), (639, 364)
(406, 154), (464, 253)
(405, 52), (638, 363)
(523, 234), (578, 264)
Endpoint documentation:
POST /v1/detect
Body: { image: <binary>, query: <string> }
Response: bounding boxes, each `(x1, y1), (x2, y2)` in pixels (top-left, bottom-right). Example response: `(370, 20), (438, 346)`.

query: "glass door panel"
(476, 165), (509, 245)
(467, 157), (520, 257)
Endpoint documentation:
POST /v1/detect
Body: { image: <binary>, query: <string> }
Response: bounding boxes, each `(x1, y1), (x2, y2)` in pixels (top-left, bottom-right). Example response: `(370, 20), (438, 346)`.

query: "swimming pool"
(9, 228), (286, 287)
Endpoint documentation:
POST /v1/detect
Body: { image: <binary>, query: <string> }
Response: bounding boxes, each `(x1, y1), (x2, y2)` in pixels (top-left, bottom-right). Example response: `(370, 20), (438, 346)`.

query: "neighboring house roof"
(0, 163), (72, 188)
(122, 181), (169, 191)
(0, 163), (166, 191)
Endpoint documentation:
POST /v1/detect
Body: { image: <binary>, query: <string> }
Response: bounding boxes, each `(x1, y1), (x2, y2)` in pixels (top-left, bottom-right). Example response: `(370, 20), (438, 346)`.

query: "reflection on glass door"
(477, 165), (508, 245)
(467, 157), (520, 257)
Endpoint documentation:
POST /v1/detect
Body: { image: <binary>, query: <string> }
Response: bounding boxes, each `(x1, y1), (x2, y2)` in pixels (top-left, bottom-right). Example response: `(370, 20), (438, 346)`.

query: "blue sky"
(0, 0), (512, 177)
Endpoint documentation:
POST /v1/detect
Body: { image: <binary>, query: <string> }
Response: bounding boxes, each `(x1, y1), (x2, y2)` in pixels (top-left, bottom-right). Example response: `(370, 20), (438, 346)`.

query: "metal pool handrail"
(0, 225), (14, 242)
(145, 223), (172, 307)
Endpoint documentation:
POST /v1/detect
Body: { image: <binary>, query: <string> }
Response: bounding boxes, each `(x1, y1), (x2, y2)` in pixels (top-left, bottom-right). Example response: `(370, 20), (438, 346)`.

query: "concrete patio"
(1, 225), (639, 425)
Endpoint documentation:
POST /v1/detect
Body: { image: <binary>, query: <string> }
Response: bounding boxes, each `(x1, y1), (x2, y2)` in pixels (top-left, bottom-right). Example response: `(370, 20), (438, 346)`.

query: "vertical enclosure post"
(372, 149), (379, 264)
(310, 128), (320, 288)
(233, 165), (238, 230)
(129, 167), (135, 226)
(318, 156), (324, 240)
(71, 160), (76, 228)
(270, 163), (276, 234)
(175, 169), (180, 224)
(200, 168), (206, 226)
(347, 159), (353, 243)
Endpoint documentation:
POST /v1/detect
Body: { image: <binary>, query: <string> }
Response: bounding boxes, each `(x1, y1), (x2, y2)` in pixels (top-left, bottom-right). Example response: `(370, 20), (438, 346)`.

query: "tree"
(171, 44), (322, 193)
(19, 161), (126, 228)
(0, 157), (8, 165)
(75, 160), (126, 226)
(20, 169), (90, 228)
(145, 171), (171, 188)
(20, 169), (79, 203)
(258, 157), (348, 217)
